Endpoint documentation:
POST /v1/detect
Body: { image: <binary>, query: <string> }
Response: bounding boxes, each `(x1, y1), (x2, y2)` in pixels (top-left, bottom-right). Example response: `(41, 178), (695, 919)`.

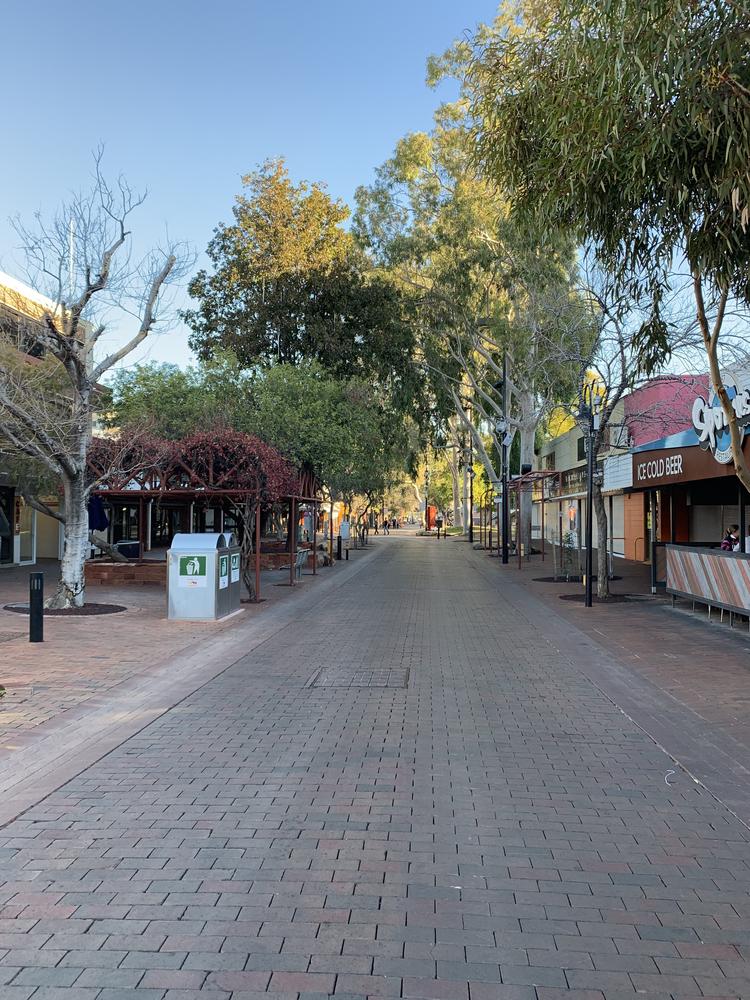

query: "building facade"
(0, 271), (65, 567)
(628, 367), (750, 551)
(534, 376), (705, 565)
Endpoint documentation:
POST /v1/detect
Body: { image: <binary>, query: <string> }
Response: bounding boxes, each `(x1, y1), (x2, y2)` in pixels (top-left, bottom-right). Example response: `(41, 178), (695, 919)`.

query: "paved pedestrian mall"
(2, 537), (750, 999)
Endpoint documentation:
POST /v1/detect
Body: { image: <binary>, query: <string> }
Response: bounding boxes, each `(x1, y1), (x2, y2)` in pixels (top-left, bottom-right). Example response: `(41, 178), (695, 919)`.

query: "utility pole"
(584, 407), (594, 607)
(501, 350), (509, 565)
(581, 383), (599, 608)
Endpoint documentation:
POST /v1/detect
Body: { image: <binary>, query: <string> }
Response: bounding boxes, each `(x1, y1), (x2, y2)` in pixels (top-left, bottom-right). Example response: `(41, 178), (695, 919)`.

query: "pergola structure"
(477, 470), (561, 564)
(508, 470), (561, 567)
(88, 431), (321, 599)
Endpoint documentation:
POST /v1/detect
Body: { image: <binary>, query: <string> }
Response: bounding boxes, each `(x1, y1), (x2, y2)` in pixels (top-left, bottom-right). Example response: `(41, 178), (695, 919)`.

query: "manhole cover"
(309, 668), (409, 688)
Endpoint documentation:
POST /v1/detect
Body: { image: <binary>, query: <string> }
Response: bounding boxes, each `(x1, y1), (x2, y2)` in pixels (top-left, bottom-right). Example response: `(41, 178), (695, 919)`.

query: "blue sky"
(0, 0), (495, 369)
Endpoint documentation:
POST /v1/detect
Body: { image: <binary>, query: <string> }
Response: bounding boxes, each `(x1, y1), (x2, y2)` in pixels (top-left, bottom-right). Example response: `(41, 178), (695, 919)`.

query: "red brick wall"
(85, 561), (166, 586)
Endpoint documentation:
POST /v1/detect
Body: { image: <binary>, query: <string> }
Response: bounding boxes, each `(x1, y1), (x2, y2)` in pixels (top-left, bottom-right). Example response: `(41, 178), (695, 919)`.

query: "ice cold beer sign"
(635, 454), (684, 484)
(692, 383), (750, 464)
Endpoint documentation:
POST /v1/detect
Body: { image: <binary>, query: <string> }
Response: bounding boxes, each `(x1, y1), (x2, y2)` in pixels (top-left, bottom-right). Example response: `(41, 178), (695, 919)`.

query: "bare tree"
(0, 156), (189, 607)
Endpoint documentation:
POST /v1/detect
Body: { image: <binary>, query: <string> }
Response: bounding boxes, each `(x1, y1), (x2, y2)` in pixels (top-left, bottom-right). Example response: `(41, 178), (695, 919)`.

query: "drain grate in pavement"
(308, 667), (409, 688)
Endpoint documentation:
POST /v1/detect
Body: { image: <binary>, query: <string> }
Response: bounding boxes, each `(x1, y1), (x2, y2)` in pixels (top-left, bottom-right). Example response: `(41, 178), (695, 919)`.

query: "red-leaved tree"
(171, 430), (299, 599)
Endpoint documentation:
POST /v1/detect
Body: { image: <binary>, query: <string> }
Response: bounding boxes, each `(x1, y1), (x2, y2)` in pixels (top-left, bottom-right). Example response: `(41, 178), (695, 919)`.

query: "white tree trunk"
(518, 425), (535, 553)
(517, 391), (537, 555)
(450, 444), (461, 528)
(462, 463), (469, 535)
(593, 482), (610, 599)
(49, 474), (88, 609)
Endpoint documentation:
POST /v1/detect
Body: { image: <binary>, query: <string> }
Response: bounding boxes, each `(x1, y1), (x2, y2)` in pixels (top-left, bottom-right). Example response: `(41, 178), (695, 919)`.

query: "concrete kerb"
(463, 540), (750, 830)
(0, 542), (385, 829)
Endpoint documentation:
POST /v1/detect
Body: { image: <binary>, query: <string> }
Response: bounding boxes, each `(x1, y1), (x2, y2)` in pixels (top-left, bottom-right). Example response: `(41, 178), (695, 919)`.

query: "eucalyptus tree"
(355, 120), (593, 549)
(183, 158), (429, 431)
(467, 0), (750, 487)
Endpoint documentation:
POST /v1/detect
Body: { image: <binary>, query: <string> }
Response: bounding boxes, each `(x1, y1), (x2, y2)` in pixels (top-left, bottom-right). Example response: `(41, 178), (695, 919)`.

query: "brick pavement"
(0, 560), (334, 747)
(1, 536), (750, 998)
(0, 549), (379, 828)
(481, 546), (750, 825)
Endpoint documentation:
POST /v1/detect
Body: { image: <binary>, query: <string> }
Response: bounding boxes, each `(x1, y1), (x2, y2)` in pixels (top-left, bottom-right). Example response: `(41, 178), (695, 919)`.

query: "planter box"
(85, 561), (166, 586)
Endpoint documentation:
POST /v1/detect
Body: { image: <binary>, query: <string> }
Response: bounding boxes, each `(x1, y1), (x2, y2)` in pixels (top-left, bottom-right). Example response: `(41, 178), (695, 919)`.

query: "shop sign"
(692, 383), (750, 464)
(634, 454), (684, 485)
(545, 463), (602, 499)
(631, 441), (743, 488)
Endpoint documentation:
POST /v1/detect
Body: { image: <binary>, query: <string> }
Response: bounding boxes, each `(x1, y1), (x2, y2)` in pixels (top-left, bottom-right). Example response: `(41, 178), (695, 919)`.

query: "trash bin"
(167, 533), (240, 620)
(226, 534), (242, 609)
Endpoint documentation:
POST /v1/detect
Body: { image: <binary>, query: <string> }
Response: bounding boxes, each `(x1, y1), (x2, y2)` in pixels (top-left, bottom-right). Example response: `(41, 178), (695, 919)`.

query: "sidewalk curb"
(0, 544), (385, 829)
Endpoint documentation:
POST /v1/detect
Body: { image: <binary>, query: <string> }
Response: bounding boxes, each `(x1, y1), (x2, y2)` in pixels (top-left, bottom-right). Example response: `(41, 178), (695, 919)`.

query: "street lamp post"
(579, 385), (600, 608)
(461, 435), (476, 545)
(584, 408), (594, 607)
(501, 352), (509, 565)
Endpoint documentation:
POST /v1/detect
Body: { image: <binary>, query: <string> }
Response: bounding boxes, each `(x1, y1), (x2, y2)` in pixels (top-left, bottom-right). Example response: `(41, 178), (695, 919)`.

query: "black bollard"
(29, 572), (44, 643)
(337, 534), (342, 560)
(345, 548), (349, 560)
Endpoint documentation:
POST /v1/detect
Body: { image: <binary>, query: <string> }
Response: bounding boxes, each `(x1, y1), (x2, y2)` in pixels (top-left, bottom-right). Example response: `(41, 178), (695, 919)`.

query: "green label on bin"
(230, 552), (240, 583)
(219, 554), (229, 589)
(178, 555), (207, 588)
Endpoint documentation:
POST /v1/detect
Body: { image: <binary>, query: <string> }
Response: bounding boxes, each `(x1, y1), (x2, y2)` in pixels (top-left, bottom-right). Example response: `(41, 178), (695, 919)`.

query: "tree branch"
(92, 254), (176, 380)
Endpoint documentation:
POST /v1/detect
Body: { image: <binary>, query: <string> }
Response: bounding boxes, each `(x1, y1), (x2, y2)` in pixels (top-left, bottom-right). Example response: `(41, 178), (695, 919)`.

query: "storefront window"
(112, 504), (140, 543)
(18, 500), (34, 563)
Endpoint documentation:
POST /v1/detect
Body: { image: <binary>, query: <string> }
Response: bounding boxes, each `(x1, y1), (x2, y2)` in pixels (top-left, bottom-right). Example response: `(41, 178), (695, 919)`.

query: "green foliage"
(182, 158), (426, 424)
(108, 356), (405, 501)
(467, 0), (750, 368)
(354, 113), (595, 434)
(427, 459), (455, 512)
(246, 363), (405, 500)
(107, 355), (252, 439)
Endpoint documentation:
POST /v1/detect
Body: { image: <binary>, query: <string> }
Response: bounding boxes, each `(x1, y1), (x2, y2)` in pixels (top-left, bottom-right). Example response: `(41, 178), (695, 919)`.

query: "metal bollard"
(29, 572), (44, 643)
(345, 548), (349, 560)
(337, 535), (342, 560)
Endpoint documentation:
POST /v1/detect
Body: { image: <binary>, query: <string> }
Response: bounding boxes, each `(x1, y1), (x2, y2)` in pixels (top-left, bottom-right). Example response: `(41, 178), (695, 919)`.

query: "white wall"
(604, 453), (632, 492)
(611, 495), (625, 557)
(36, 509), (62, 559)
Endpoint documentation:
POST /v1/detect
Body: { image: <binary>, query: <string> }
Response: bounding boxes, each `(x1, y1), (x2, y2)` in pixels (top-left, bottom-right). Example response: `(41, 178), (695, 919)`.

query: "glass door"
(0, 487), (13, 564)
(18, 500), (35, 563)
